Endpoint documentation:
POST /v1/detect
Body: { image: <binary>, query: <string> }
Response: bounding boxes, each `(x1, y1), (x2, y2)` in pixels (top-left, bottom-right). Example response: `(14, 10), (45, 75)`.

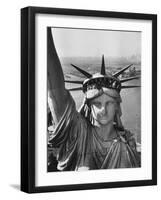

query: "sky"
(51, 27), (141, 58)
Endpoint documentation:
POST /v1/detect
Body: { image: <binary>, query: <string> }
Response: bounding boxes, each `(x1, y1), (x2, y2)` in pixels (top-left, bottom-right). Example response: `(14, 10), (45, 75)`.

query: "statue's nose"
(100, 105), (106, 115)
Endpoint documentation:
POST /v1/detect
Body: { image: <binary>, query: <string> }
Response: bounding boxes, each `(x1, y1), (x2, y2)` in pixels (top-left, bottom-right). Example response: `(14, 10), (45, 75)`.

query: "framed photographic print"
(21, 6), (157, 193)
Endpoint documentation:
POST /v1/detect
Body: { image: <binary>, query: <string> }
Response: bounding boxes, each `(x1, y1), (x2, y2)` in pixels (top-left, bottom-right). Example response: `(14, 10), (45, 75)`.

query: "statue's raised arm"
(47, 28), (69, 125)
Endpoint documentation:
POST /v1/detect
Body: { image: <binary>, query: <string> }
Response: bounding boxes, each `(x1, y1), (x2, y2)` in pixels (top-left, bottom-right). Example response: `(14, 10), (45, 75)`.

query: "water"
(120, 79), (141, 143)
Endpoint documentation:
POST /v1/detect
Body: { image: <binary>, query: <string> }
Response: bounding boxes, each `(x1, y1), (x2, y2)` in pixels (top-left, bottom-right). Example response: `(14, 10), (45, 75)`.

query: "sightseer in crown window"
(47, 28), (141, 171)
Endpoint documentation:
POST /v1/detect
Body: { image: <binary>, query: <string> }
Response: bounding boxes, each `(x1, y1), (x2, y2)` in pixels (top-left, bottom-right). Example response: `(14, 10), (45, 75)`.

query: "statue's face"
(90, 93), (117, 126)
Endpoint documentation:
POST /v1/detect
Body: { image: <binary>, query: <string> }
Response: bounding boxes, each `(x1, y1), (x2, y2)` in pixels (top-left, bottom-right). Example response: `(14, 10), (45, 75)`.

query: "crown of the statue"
(65, 55), (140, 93)
(83, 73), (121, 93)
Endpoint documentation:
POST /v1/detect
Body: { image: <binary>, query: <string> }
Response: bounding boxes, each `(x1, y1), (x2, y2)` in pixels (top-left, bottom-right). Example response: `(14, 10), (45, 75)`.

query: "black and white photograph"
(20, 7), (157, 193)
(47, 27), (141, 172)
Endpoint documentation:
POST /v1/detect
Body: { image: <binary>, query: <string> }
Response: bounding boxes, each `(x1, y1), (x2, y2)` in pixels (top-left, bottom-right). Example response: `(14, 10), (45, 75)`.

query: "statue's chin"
(99, 119), (108, 125)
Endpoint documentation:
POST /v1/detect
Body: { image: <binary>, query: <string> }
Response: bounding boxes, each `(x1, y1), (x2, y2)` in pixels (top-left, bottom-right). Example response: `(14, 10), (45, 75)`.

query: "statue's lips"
(99, 117), (108, 123)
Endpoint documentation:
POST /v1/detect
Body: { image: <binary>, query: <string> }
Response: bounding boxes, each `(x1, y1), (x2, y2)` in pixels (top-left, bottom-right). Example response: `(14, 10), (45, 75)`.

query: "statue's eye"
(106, 101), (116, 107)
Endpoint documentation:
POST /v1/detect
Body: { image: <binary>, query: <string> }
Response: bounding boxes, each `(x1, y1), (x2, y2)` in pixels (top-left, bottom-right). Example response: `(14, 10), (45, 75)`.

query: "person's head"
(78, 66), (123, 127)
(79, 87), (123, 129)
(90, 93), (118, 126)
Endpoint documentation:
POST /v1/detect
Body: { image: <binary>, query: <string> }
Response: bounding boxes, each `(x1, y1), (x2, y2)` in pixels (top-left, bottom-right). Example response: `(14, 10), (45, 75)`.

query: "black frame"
(21, 6), (157, 193)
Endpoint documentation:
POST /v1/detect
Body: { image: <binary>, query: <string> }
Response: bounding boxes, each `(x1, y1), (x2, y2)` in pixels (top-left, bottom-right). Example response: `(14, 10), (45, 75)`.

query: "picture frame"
(21, 6), (157, 193)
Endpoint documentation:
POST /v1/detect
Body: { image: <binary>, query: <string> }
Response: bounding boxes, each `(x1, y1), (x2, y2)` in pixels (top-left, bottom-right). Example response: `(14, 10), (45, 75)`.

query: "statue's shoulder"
(120, 129), (135, 140)
(115, 126), (134, 139)
(116, 127), (137, 148)
(115, 127), (141, 153)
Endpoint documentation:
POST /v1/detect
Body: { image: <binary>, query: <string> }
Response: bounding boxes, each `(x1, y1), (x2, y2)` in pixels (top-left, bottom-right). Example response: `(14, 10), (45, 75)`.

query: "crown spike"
(68, 87), (83, 91)
(71, 64), (92, 78)
(65, 80), (83, 84)
(121, 85), (140, 89)
(120, 76), (140, 83)
(113, 64), (133, 77)
(101, 55), (106, 75)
